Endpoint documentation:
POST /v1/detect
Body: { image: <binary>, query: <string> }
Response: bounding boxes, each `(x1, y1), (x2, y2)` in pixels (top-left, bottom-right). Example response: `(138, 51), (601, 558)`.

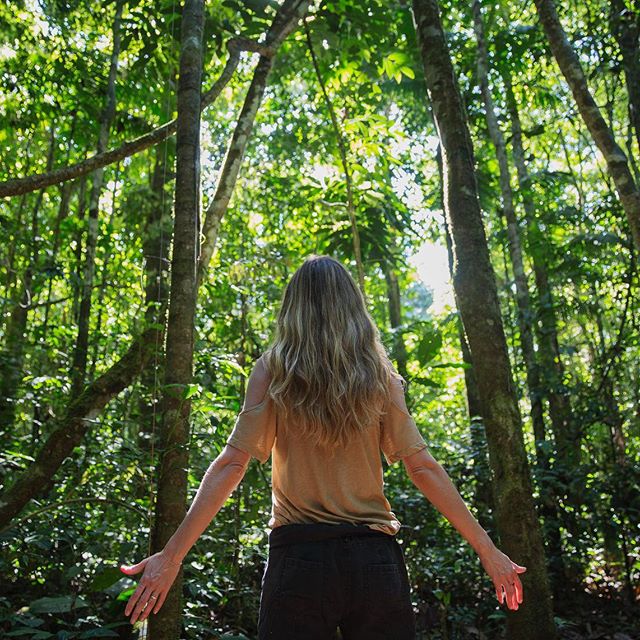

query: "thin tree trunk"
(72, 177), (87, 321)
(383, 266), (409, 382)
(89, 165), (121, 379)
(304, 19), (366, 294)
(503, 83), (569, 592)
(32, 178), (77, 445)
(504, 77), (579, 469)
(70, 1), (123, 396)
(534, 0), (640, 251)
(147, 0), (204, 635)
(472, 0), (546, 455)
(0, 39), (272, 199)
(197, 0), (312, 286)
(137, 142), (174, 456)
(411, 1), (556, 637)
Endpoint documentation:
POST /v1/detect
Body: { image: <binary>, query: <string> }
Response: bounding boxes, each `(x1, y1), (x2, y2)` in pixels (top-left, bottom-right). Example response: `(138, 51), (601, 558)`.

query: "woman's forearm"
(162, 453), (248, 564)
(409, 461), (495, 557)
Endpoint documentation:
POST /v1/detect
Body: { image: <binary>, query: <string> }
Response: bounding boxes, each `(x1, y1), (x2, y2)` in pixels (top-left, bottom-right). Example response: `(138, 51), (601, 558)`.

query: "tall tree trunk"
(383, 265), (409, 382)
(89, 165), (120, 379)
(472, 0), (546, 456)
(411, 1), (557, 637)
(503, 77), (579, 468)
(147, 0), (204, 636)
(197, 0), (312, 286)
(72, 177), (88, 321)
(534, 0), (640, 251)
(32, 177), (77, 446)
(439, 155), (494, 530)
(0, 0), (310, 530)
(609, 0), (640, 158)
(137, 142), (174, 456)
(503, 89), (569, 594)
(70, 1), (123, 396)
(0, 126), (55, 430)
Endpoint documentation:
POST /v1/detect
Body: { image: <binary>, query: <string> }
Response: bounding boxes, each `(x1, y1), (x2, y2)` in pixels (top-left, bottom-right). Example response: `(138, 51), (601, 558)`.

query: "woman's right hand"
(478, 544), (526, 610)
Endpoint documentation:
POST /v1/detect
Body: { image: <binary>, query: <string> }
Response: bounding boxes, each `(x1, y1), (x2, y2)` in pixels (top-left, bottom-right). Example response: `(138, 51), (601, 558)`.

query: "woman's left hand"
(120, 551), (182, 624)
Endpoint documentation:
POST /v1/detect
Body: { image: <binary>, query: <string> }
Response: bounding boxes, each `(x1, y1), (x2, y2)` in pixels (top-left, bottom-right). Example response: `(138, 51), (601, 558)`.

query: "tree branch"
(0, 38), (271, 199)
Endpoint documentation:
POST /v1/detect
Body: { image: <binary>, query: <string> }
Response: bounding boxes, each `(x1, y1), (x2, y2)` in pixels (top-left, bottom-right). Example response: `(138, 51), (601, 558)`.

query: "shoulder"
(242, 355), (271, 409)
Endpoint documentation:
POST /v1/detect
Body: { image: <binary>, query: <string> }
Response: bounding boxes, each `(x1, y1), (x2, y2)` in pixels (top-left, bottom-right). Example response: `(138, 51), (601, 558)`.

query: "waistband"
(268, 522), (393, 549)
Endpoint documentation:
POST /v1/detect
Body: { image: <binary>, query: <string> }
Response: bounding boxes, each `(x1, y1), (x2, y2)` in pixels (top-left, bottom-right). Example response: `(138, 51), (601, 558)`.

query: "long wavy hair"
(263, 255), (394, 448)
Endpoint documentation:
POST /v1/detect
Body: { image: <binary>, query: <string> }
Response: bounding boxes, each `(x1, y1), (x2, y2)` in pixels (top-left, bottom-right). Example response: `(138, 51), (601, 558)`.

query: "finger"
(125, 582), (147, 617)
(131, 585), (155, 624)
(153, 589), (168, 614)
(513, 563), (527, 574)
(514, 575), (524, 604)
(505, 582), (518, 610)
(120, 558), (148, 575)
(141, 593), (160, 621)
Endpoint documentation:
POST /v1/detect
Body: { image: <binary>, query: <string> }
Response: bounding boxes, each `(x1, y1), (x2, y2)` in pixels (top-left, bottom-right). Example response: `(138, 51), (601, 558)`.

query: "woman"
(121, 255), (526, 638)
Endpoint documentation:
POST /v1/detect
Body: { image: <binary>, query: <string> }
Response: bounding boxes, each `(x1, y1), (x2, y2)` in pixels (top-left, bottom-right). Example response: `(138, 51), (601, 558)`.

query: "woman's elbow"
(219, 444), (251, 477)
(403, 447), (442, 484)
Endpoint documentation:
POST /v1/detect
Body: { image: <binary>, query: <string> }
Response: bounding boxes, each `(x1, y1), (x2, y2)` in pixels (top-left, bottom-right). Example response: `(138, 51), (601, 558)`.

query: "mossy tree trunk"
(411, 1), (557, 637)
(147, 0), (204, 637)
(472, 0), (546, 454)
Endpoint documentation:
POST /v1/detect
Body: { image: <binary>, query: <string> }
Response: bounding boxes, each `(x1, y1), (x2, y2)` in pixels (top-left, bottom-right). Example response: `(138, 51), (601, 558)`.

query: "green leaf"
(184, 383), (200, 399)
(414, 328), (443, 365)
(6, 629), (47, 637)
(89, 566), (124, 592)
(400, 66), (415, 79)
(29, 596), (88, 614)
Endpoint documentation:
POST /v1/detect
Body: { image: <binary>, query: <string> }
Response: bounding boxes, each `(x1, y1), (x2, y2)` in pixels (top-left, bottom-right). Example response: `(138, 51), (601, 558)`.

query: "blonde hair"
(263, 255), (394, 448)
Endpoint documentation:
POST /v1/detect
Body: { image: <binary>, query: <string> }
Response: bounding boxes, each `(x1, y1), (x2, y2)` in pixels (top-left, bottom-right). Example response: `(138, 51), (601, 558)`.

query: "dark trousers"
(257, 523), (416, 639)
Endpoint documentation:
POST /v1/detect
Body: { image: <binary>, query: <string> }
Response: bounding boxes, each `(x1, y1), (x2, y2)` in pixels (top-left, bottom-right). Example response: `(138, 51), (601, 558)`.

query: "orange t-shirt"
(226, 372), (428, 536)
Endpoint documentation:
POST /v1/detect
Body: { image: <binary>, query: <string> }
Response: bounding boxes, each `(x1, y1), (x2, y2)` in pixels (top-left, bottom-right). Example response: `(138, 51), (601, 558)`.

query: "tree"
(411, 0), (557, 637)
(534, 0), (640, 252)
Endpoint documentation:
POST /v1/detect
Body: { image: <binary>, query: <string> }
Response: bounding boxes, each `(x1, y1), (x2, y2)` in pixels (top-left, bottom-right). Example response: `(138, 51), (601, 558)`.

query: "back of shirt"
(226, 356), (428, 535)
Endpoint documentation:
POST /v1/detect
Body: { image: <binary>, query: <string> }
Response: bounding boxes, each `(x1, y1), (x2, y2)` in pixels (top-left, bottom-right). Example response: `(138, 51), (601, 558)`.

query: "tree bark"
(472, 0), (546, 455)
(147, 0), (204, 636)
(197, 0), (312, 286)
(411, 1), (557, 637)
(534, 0), (640, 252)
(70, 0), (123, 396)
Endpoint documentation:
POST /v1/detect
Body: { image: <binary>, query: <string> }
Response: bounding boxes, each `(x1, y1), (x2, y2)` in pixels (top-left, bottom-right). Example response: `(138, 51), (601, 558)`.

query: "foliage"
(0, 0), (639, 638)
